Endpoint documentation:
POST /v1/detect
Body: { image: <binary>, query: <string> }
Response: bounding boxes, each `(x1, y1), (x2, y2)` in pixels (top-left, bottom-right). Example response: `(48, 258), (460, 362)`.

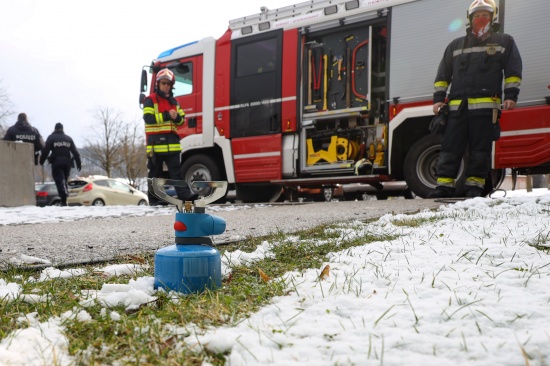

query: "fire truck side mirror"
(167, 61), (189, 75)
(140, 69), (148, 93)
(139, 93), (146, 108)
(176, 64), (189, 75)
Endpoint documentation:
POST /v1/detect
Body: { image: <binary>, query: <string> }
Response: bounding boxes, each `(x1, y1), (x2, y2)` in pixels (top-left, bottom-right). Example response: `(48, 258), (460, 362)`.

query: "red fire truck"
(139, 0), (550, 202)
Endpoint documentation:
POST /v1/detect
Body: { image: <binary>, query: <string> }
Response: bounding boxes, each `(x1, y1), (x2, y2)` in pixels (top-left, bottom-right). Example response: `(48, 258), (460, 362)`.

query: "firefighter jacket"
(3, 120), (44, 153)
(433, 27), (522, 115)
(143, 92), (185, 154)
(40, 131), (81, 169)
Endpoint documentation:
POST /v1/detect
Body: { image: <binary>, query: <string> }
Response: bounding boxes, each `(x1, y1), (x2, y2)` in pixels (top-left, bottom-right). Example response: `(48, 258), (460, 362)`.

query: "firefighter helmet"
(156, 68), (175, 84)
(467, 0), (498, 22)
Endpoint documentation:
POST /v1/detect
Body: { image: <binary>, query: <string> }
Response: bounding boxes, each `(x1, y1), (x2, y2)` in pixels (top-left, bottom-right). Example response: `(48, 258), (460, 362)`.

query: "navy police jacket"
(40, 131), (81, 168)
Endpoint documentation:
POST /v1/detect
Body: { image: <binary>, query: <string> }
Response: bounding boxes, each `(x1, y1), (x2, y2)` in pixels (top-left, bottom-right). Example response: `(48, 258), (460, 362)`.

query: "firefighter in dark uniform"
(3, 113), (44, 165)
(143, 68), (197, 205)
(429, 0), (522, 198)
(40, 123), (81, 206)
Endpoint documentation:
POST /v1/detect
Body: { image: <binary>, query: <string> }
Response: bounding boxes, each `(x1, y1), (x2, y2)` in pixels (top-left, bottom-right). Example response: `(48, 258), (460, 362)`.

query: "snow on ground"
(0, 203), (253, 226)
(1, 189), (550, 365)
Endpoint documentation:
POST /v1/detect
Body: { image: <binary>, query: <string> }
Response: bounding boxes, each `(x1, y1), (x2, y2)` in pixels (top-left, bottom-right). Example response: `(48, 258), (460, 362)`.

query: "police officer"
(40, 123), (81, 206)
(2, 113), (44, 165)
(429, 0), (522, 198)
(143, 68), (197, 204)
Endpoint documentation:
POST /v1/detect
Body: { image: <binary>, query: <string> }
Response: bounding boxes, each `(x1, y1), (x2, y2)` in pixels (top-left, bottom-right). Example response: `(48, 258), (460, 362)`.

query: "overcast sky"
(0, 0), (297, 146)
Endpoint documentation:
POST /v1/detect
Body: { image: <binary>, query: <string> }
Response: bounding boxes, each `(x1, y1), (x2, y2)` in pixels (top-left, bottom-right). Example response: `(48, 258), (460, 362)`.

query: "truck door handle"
(187, 117), (197, 128)
(270, 114), (278, 132)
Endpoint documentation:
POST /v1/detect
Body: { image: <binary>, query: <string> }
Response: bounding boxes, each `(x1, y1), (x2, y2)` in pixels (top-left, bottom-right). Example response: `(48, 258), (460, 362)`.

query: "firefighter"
(3, 113), (44, 165)
(142, 68), (197, 205)
(40, 123), (81, 206)
(429, 0), (522, 198)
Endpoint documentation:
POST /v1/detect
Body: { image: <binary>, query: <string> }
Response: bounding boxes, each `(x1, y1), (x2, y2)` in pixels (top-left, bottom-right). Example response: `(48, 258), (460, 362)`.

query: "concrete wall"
(0, 140), (35, 207)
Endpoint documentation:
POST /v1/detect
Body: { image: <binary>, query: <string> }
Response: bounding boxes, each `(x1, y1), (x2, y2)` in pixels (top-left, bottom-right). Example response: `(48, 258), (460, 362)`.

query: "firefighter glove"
(429, 104), (449, 135)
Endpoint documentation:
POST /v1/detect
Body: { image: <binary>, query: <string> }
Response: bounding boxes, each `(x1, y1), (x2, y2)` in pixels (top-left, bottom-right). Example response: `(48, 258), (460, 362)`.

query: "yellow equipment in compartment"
(307, 135), (360, 166)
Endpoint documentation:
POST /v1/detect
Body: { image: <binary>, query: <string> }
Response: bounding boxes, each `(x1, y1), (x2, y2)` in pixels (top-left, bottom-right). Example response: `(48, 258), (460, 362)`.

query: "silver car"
(67, 177), (149, 206)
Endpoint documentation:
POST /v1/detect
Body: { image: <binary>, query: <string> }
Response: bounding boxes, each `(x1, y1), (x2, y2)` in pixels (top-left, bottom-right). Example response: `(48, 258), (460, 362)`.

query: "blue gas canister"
(154, 244), (222, 294)
(150, 179), (228, 295)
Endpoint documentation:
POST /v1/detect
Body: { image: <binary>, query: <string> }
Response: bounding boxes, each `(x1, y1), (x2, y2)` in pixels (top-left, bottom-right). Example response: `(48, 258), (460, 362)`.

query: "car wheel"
(137, 199), (148, 206)
(321, 187), (334, 202)
(92, 198), (105, 206)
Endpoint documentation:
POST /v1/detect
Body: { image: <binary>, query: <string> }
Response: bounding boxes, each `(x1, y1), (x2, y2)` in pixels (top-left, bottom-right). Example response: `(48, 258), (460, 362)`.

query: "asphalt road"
(0, 199), (444, 269)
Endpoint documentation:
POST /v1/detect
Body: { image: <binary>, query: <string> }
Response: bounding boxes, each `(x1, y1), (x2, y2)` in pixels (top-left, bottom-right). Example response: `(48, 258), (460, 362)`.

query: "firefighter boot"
(427, 186), (455, 198)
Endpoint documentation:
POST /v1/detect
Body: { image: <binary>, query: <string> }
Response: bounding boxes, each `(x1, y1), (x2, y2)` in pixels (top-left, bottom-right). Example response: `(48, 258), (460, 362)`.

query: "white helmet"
(156, 68), (175, 84)
(468, 0), (498, 22)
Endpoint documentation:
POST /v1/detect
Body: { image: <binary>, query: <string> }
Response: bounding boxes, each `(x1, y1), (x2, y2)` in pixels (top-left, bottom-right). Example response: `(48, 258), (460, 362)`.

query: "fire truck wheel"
(404, 134), (466, 198)
(180, 155), (221, 198)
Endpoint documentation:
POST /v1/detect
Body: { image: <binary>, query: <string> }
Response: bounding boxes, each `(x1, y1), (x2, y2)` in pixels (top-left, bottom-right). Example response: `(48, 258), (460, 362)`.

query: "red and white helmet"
(156, 68), (175, 84)
(467, 0), (498, 22)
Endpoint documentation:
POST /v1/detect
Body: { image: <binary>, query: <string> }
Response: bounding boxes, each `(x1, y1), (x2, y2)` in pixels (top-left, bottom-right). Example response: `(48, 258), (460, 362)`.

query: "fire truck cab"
(140, 0), (550, 202)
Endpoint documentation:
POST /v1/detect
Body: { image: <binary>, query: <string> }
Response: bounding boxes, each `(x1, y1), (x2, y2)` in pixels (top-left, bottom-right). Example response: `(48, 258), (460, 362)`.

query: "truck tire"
(236, 183), (283, 203)
(180, 155), (222, 198)
(404, 134), (466, 198)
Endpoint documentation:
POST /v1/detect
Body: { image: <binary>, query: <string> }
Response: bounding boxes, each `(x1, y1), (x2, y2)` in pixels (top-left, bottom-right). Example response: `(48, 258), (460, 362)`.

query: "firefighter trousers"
(436, 108), (496, 185)
(147, 152), (193, 202)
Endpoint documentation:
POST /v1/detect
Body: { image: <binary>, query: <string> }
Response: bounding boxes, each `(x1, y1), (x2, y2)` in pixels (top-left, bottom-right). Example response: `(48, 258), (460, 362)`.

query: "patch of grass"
(391, 216), (440, 228)
(0, 221), (399, 364)
(526, 229), (550, 253)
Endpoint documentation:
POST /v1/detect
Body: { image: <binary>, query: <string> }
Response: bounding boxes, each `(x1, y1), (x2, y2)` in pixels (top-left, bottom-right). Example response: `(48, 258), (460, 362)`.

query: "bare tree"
(115, 119), (147, 187)
(0, 80), (15, 136)
(83, 106), (125, 177)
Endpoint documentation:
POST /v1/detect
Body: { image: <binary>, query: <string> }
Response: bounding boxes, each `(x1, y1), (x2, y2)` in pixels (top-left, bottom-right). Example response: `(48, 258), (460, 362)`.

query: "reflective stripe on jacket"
(143, 93), (185, 154)
(448, 97), (501, 112)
